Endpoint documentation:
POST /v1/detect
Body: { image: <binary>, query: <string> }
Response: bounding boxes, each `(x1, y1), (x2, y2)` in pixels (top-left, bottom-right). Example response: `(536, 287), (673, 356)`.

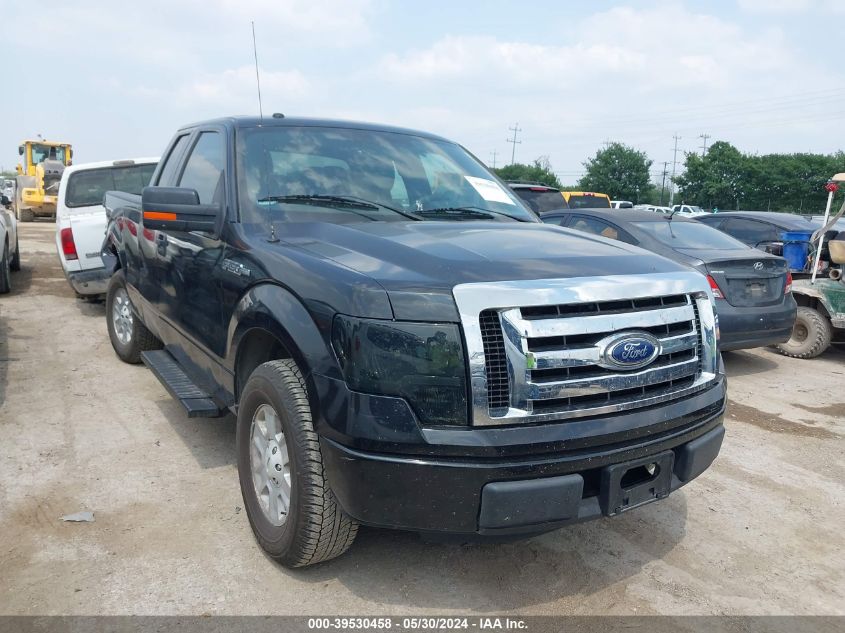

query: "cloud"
(738, 0), (845, 14)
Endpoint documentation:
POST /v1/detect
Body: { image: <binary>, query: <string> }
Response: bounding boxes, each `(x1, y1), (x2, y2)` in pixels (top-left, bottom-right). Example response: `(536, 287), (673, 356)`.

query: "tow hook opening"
(620, 462), (660, 489)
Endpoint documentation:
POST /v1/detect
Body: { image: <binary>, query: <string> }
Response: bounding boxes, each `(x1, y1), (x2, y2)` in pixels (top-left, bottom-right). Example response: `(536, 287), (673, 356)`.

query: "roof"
(177, 115), (451, 142)
(62, 157), (159, 176)
(542, 208), (695, 223)
(704, 211), (819, 228)
(508, 182), (560, 191)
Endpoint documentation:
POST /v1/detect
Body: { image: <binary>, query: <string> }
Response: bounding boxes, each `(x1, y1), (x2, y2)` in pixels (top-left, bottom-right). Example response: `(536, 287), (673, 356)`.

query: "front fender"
(227, 282), (340, 385)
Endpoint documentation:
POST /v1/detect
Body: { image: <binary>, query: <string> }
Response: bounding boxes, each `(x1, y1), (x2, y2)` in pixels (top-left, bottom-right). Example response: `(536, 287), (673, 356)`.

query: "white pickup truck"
(56, 158), (157, 296)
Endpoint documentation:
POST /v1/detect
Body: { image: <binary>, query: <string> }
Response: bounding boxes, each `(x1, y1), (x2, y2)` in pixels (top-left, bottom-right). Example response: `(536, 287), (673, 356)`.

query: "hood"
(280, 220), (689, 321)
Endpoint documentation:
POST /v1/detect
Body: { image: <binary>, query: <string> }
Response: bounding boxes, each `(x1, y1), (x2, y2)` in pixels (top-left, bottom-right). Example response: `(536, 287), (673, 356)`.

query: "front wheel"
(105, 273), (161, 363)
(18, 208), (33, 222)
(237, 359), (358, 567)
(776, 306), (832, 359)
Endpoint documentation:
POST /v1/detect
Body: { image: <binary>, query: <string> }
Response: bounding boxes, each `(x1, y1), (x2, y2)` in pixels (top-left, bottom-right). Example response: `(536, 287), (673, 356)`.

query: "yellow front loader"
(15, 140), (73, 221)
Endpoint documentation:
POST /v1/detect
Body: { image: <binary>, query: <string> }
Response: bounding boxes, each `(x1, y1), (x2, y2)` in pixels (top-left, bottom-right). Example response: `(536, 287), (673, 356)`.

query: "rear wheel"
(10, 235), (20, 272)
(776, 306), (832, 359)
(237, 359), (358, 567)
(0, 241), (10, 294)
(106, 272), (161, 363)
(18, 208), (33, 222)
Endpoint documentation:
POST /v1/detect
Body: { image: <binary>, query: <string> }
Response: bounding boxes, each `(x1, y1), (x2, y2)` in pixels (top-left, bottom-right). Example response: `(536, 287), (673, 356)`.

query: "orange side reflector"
(144, 211), (177, 221)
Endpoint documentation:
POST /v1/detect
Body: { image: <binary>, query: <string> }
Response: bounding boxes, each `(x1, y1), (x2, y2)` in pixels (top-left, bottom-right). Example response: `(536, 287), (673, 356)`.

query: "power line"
(699, 133), (711, 157)
(507, 123), (522, 165)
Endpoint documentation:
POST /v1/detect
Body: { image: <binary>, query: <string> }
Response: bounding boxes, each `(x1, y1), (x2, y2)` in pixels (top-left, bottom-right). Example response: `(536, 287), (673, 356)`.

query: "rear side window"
(155, 134), (190, 186)
(64, 164), (157, 208)
(569, 215), (621, 240)
(513, 189), (566, 213)
(178, 132), (226, 204)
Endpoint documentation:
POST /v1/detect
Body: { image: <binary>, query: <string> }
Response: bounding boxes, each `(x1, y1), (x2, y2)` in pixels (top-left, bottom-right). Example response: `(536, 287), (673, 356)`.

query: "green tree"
(493, 158), (562, 188)
(578, 143), (654, 203)
(675, 142), (845, 212)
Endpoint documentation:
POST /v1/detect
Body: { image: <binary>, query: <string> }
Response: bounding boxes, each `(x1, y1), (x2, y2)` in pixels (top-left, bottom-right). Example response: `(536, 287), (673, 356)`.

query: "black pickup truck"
(103, 116), (726, 567)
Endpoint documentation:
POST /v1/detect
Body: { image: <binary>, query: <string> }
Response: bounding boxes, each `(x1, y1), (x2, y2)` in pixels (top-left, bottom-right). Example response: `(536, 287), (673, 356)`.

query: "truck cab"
(103, 116), (726, 567)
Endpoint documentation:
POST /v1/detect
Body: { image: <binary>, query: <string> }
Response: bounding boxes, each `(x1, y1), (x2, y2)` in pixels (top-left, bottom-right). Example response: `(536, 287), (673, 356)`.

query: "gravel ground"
(1, 222), (843, 616)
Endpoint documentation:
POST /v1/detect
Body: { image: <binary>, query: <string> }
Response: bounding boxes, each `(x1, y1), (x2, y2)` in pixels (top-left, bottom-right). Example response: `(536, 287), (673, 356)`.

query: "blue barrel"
(781, 230), (813, 271)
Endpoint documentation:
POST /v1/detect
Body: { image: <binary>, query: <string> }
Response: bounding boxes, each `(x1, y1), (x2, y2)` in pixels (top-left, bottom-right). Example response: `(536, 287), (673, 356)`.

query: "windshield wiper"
(258, 194), (420, 221)
(416, 206), (524, 221)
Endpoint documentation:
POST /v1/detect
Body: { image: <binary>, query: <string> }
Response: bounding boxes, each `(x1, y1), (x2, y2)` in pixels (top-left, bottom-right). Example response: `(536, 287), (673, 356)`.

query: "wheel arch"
(792, 290), (832, 319)
(229, 283), (338, 403)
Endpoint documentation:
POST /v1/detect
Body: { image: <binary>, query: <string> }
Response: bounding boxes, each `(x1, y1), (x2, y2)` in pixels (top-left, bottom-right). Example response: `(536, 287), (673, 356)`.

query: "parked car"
(695, 211), (823, 256)
(611, 200), (633, 209)
(55, 158), (158, 297)
(507, 182), (565, 214)
(102, 116), (725, 567)
(0, 194), (20, 293)
(636, 204), (673, 214)
(563, 190), (611, 208)
(672, 204), (706, 216)
(541, 208), (797, 351)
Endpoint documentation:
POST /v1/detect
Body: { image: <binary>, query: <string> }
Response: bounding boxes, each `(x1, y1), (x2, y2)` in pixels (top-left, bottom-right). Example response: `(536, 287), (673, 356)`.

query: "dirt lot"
(1, 223), (843, 616)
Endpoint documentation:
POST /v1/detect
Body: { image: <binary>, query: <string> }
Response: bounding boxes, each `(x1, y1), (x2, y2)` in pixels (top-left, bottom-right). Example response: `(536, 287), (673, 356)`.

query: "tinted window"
(512, 189), (567, 213)
(155, 134), (190, 186)
(569, 216), (621, 240)
(567, 194), (611, 209)
(633, 221), (749, 250)
(65, 164), (157, 208)
(722, 218), (779, 245)
(179, 132), (226, 204)
(236, 126), (534, 225)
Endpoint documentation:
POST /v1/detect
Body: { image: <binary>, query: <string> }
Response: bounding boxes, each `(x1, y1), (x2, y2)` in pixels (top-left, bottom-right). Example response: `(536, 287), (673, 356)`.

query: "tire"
(237, 359), (358, 567)
(19, 208), (33, 222)
(105, 272), (161, 363)
(0, 241), (10, 294)
(10, 235), (20, 272)
(776, 306), (832, 359)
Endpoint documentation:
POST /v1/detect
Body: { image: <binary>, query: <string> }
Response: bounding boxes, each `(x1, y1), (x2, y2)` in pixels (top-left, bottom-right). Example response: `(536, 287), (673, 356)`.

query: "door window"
(179, 132), (226, 204)
(722, 218), (778, 245)
(569, 215), (621, 241)
(155, 135), (190, 186)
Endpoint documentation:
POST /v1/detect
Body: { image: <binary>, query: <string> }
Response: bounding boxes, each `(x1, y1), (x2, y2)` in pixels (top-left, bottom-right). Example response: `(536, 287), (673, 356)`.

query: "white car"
(671, 204), (708, 216)
(56, 157), (158, 297)
(610, 200), (633, 209)
(0, 194), (20, 293)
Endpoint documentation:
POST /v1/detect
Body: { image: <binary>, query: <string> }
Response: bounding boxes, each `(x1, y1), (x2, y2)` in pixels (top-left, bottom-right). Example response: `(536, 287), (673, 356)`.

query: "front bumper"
(320, 381), (726, 535)
(717, 296), (797, 351)
(66, 266), (110, 296)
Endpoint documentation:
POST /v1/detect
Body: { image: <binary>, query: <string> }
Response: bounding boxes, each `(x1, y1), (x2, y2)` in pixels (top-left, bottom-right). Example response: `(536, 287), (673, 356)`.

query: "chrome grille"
(453, 273), (720, 426)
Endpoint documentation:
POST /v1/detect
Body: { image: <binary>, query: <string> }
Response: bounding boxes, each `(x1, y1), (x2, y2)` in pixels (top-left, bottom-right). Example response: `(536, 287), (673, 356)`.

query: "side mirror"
(18, 146), (24, 156)
(141, 186), (220, 233)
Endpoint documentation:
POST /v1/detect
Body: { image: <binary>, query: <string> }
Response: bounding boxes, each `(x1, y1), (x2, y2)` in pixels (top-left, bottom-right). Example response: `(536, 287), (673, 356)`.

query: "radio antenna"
(251, 21), (264, 121)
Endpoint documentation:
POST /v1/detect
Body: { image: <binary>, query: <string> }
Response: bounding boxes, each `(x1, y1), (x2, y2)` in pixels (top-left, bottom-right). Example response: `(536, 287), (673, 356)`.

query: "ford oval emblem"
(600, 332), (661, 371)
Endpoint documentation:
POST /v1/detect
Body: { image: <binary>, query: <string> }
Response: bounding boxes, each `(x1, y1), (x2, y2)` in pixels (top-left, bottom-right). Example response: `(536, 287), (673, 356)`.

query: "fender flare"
(227, 282), (338, 398)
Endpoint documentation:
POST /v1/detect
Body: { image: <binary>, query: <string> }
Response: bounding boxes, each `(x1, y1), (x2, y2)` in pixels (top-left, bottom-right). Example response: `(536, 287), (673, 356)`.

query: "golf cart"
(777, 173), (845, 359)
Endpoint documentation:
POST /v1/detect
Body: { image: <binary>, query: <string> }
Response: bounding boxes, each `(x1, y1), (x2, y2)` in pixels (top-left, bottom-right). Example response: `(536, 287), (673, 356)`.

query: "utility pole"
(669, 134), (681, 207)
(659, 161), (669, 205)
(699, 133), (711, 157)
(489, 150), (498, 169)
(507, 123), (522, 165)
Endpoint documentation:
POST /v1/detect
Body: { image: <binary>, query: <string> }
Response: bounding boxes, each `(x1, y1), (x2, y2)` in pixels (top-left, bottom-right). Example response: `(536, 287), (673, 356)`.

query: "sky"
(2, 0), (844, 186)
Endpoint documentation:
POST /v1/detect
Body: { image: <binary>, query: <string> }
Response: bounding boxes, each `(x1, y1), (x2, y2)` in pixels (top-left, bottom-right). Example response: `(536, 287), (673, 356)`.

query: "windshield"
(31, 144), (67, 164)
(633, 220), (750, 250)
(512, 188), (566, 213)
(236, 126), (535, 224)
(567, 194), (610, 209)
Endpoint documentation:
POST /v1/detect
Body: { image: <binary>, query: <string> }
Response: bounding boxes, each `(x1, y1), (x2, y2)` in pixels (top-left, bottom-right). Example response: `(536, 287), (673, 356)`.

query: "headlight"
(332, 315), (468, 426)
